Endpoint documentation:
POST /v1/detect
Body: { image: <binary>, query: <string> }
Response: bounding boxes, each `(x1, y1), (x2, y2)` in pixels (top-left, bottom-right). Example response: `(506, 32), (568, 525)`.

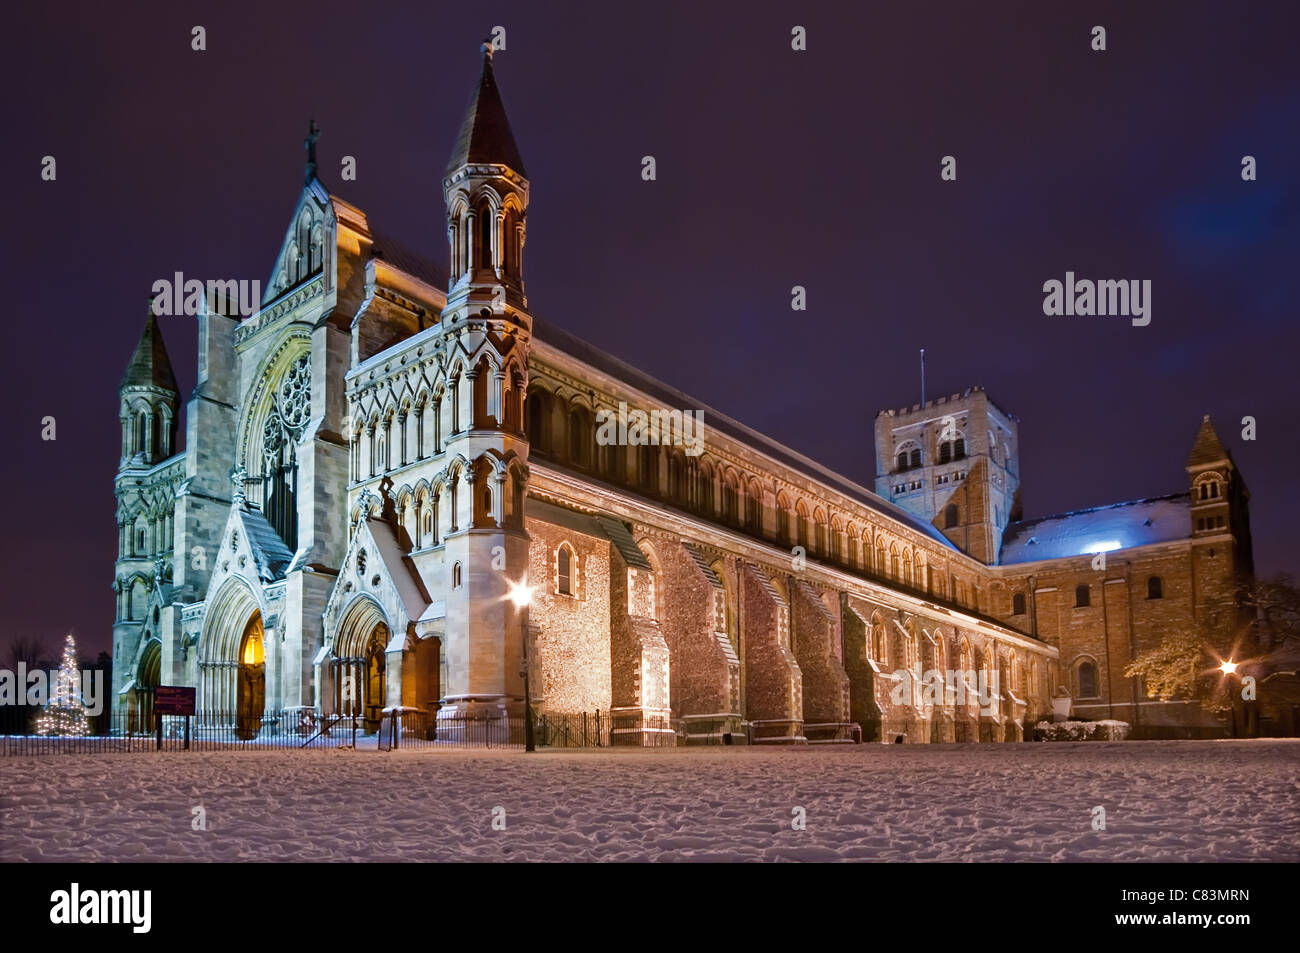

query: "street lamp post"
(507, 578), (536, 752)
(523, 637), (535, 753)
(1219, 660), (1239, 738)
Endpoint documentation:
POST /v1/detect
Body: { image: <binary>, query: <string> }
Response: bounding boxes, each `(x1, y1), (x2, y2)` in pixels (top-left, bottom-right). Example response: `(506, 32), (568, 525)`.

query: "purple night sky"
(4, 1), (1297, 659)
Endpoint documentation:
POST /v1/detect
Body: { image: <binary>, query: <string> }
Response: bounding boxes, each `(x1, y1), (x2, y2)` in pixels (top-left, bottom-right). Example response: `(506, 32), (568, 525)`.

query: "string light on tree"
(35, 633), (90, 736)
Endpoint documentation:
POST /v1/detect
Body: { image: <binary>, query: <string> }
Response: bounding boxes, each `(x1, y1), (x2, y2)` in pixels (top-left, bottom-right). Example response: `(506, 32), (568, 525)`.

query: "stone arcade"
(112, 45), (1254, 743)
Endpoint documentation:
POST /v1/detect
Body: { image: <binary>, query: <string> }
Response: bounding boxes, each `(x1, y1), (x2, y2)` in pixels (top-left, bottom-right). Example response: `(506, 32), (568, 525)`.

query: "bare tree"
(6, 636), (49, 671)
(1238, 574), (1300, 652)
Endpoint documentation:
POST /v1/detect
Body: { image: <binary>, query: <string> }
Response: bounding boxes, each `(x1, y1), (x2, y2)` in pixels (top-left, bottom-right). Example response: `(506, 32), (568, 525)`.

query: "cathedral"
(112, 45), (1254, 743)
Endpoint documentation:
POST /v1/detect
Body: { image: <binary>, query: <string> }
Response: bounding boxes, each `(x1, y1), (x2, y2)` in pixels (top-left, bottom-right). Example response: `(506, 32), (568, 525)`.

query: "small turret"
(442, 42), (530, 321)
(119, 299), (179, 466)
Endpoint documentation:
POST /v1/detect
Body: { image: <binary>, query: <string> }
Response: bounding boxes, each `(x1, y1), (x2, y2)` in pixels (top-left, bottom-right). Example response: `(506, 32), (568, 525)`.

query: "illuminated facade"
(111, 46), (1249, 742)
(878, 399), (1253, 735)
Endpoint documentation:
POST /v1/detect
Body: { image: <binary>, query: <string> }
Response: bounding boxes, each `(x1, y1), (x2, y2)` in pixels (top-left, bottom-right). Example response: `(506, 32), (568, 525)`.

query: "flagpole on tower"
(920, 348), (926, 406)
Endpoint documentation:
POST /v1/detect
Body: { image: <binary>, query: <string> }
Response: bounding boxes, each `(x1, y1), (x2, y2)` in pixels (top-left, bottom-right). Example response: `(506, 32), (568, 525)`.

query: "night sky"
(4, 1), (1297, 659)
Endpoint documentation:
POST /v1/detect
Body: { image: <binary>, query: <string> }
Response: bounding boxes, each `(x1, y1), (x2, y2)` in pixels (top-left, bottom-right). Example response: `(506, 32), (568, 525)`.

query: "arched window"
(722, 480), (738, 524)
(699, 468), (715, 514)
(449, 374), (462, 435)
(452, 561), (462, 588)
(944, 504), (959, 529)
(1077, 660), (1098, 698)
(527, 392), (547, 452)
(745, 486), (762, 532)
(557, 545), (573, 596)
(872, 623), (886, 664)
(502, 208), (518, 277)
(481, 485), (493, 524)
(896, 442), (920, 471)
(479, 205), (493, 269)
(640, 445), (657, 492)
(449, 476), (459, 531)
(954, 438), (965, 459)
(1075, 584), (1091, 608)
(511, 473), (525, 527)
(1012, 592), (1026, 615)
(1147, 576), (1163, 599)
(568, 409), (586, 465)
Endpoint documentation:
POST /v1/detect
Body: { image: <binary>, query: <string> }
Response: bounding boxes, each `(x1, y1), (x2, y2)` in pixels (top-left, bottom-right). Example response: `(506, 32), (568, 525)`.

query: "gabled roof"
(121, 310), (179, 393)
(362, 517), (431, 623)
(446, 48), (527, 177)
(1186, 414), (1231, 468)
(527, 498), (654, 570)
(258, 174), (447, 308)
(369, 229), (447, 291)
(999, 494), (1191, 564)
(681, 543), (723, 587)
(595, 515), (653, 570)
(236, 506), (297, 582)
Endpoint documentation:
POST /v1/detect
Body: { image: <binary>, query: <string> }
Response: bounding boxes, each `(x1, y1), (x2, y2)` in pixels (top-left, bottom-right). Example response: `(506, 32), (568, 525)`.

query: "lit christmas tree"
(35, 634), (90, 736)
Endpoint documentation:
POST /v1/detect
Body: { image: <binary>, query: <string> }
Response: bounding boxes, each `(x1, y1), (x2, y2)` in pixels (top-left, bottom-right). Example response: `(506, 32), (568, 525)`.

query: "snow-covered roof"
(1000, 493), (1191, 564)
(238, 507), (297, 582)
(527, 499), (653, 570)
(531, 315), (959, 552)
(364, 518), (430, 623)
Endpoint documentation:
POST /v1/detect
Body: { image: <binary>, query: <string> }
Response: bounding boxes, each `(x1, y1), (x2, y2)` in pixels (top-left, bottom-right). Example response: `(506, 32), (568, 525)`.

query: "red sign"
(154, 685), (196, 716)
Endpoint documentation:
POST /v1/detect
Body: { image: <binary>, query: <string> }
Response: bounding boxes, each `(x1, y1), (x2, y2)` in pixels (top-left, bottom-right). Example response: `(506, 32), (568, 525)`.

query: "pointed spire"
(304, 119), (321, 184)
(1186, 414), (1230, 468)
(446, 42), (527, 177)
(121, 298), (179, 393)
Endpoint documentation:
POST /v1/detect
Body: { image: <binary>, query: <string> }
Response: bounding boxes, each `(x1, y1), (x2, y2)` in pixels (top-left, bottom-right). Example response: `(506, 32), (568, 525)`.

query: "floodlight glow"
(506, 578), (534, 609)
(1081, 540), (1122, 554)
(1219, 660), (1238, 675)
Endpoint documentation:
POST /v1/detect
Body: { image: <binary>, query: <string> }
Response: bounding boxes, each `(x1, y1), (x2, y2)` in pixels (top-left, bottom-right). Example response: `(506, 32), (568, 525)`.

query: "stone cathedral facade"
(111, 47), (1254, 742)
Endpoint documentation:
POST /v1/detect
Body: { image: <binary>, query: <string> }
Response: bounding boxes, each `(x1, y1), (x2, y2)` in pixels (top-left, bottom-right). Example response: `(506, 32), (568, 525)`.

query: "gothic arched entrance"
(363, 624), (388, 731)
(136, 639), (161, 733)
(329, 594), (392, 733)
(236, 612), (266, 739)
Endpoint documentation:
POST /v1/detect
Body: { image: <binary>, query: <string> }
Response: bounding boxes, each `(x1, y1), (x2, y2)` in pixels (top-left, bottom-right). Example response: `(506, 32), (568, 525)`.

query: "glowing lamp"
(506, 579), (534, 609)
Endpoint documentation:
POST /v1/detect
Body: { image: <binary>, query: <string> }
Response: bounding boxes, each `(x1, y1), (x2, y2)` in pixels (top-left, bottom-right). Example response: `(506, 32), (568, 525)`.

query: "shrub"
(1033, 719), (1130, 741)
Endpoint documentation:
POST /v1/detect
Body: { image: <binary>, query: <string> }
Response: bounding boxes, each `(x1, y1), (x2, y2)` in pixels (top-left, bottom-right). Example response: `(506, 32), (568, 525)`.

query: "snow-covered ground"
(2, 740), (1297, 862)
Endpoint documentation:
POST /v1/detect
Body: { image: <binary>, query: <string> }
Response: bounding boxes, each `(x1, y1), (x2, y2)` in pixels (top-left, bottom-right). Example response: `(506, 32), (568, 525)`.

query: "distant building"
(112, 45), (1253, 742)
(880, 399), (1253, 737)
